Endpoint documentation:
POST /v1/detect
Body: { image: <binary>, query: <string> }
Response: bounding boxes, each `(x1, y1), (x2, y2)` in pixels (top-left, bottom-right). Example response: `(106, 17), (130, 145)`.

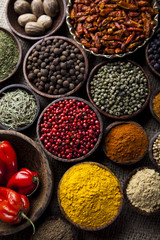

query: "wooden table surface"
(0, 1), (160, 239)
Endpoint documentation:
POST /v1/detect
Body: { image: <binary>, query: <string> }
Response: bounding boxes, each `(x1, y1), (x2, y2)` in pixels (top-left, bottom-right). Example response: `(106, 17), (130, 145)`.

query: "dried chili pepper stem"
(20, 212), (36, 235)
(27, 176), (39, 197)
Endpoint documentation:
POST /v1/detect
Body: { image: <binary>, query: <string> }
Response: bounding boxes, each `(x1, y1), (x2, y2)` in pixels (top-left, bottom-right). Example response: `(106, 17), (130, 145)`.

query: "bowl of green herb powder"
(0, 27), (22, 83)
(0, 84), (40, 131)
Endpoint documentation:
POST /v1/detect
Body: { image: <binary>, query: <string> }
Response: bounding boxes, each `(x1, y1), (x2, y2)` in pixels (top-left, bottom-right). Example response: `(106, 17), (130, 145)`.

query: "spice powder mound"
(105, 123), (148, 163)
(126, 168), (160, 213)
(59, 163), (122, 228)
(32, 217), (76, 240)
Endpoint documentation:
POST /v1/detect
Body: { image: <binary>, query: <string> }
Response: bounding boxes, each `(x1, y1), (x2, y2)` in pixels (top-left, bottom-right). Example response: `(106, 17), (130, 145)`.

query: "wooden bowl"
(6, 0), (66, 41)
(103, 121), (148, 165)
(23, 36), (88, 99)
(0, 84), (40, 131)
(149, 88), (160, 124)
(36, 97), (103, 162)
(145, 29), (160, 78)
(148, 132), (160, 170)
(86, 60), (151, 120)
(0, 27), (22, 83)
(57, 161), (123, 231)
(0, 130), (53, 236)
(123, 167), (160, 216)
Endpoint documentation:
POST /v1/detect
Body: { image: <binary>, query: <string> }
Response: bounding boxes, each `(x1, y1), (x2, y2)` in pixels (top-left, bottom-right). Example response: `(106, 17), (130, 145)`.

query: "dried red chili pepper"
(0, 187), (35, 233)
(70, 0), (158, 54)
(0, 141), (18, 184)
(7, 168), (40, 196)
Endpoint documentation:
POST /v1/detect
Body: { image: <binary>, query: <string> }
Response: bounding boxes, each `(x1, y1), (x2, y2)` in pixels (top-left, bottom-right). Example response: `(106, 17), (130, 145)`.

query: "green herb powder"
(0, 89), (38, 129)
(0, 30), (19, 80)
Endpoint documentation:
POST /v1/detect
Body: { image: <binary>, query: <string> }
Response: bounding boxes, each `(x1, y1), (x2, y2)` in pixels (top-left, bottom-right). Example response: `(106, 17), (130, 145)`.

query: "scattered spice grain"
(104, 123), (148, 163)
(32, 217), (76, 240)
(126, 168), (160, 213)
(59, 163), (122, 228)
(153, 92), (160, 119)
(0, 30), (19, 80)
(0, 89), (38, 129)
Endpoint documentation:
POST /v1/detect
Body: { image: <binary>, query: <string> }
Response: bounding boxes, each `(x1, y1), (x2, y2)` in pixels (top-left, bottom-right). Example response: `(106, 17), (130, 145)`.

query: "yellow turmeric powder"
(153, 92), (160, 119)
(58, 163), (122, 228)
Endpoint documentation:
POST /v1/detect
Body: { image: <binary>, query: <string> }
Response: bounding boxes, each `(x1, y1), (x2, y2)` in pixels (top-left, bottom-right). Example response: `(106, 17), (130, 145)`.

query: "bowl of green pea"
(0, 27), (22, 83)
(86, 60), (150, 120)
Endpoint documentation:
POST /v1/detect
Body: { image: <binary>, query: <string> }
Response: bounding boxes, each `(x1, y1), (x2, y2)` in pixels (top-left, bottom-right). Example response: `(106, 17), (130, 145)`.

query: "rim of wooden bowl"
(66, 0), (158, 59)
(0, 27), (22, 83)
(0, 130), (53, 236)
(6, 0), (66, 41)
(57, 161), (124, 231)
(86, 60), (151, 120)
(36, 96), (103, 162)
(149, 88), (160, 124)
(123, 166), (160, 216)
(23, 36), (89, 99)
(145, 29), (160, 78)
(0, 84), (40, 131)
(148, 132), (160, 170)
(102, 121), (149, 165)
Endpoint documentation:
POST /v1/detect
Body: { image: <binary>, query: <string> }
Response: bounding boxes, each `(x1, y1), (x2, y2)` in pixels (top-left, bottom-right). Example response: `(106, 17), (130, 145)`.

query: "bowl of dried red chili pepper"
(66, 0), (158, 58)
(0, 130), (53, 235)
(37, 96), (103, 162)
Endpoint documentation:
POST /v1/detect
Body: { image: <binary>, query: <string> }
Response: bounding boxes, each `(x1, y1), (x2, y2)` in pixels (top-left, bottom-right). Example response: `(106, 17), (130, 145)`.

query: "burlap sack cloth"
(0, 0), (160, 239)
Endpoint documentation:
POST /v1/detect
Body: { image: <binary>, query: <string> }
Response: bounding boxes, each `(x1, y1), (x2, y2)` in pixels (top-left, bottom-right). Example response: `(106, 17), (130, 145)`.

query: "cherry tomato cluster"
(40, 99), (100, 159)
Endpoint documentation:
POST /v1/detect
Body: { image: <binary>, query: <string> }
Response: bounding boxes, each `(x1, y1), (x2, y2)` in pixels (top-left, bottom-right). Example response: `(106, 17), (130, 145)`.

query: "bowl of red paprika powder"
(36, 97), (103, 162)
(103, 121), (149, 165)
(0, 130), (53, 236)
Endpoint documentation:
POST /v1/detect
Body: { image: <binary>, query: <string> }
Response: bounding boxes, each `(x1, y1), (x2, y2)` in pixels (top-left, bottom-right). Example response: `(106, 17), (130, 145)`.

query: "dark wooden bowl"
(0, 130), (53, 236)
(57, 161), (123, 231)
(103, 121), (148, 165)
(123, 167), (160, 216)
(149, 88), (160, 124)
(36, 97), (103, 162)
(23, 36), (88, 99)
(0, 27), (22, 83)
(148, 132), (160, 170)
(0, 84), (40, 131)
(145, 29), (160, 78)
(86, 60), (151, 120)
(6, 0), (66, 41)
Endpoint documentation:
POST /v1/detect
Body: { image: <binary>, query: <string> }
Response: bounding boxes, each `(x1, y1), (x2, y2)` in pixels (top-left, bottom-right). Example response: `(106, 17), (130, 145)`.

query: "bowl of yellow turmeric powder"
(149, 88), (160, 124)
(103, 121), (148, 165)
(58, 162), (123, 231)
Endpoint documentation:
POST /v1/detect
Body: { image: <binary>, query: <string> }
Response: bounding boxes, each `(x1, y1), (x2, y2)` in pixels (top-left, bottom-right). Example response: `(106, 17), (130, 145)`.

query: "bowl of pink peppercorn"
(36, 97), (103, 162)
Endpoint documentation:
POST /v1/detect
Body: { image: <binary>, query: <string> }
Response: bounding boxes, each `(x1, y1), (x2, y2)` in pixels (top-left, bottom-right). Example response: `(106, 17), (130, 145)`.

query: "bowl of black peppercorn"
(146, 29), (160, 78)
(23, 36), (88, 98)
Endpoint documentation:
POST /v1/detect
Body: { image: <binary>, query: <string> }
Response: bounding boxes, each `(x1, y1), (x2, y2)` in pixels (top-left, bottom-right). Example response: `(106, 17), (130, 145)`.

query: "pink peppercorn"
(39, 99), (101, 160)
